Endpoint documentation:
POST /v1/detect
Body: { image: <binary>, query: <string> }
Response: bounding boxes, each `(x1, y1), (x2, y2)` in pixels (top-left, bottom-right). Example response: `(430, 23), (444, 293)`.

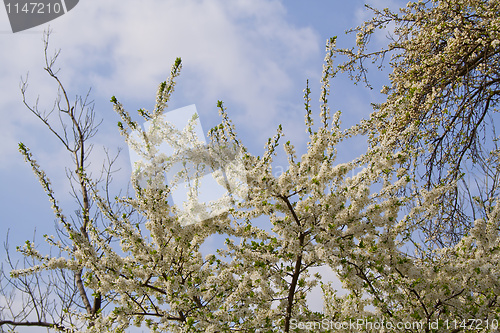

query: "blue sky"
(0, 0), (401, 314)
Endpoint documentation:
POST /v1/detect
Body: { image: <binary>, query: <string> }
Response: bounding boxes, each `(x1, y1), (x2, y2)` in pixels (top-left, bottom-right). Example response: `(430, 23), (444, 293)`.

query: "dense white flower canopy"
(2, 0), (500, 332)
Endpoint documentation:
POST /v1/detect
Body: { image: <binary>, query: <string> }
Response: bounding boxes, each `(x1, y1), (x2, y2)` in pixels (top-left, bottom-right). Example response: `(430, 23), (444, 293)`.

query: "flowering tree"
(0, 33), (122, 332)
(324, 0), (500, 331)
(2, 0), (500, 332)
(339, 0), (500, 245)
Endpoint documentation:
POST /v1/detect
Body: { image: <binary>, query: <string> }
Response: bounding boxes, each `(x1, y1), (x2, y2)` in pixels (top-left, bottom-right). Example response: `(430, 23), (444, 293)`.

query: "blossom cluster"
(10, 1), (500, 331)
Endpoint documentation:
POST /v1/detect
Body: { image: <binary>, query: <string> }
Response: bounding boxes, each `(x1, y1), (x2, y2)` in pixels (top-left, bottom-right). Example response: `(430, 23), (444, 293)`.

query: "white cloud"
(0, 0), (323, 199)
(47, 0), (320, 141)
